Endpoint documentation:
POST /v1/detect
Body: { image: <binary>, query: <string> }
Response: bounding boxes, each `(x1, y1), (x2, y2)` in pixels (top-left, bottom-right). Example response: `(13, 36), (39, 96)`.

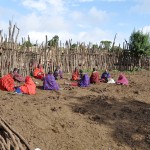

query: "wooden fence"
(0, 22), (149, 77)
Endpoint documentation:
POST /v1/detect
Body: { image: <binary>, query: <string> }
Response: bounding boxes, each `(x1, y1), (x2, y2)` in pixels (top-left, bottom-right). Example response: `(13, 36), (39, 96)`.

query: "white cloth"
(107, 78), (115, 84)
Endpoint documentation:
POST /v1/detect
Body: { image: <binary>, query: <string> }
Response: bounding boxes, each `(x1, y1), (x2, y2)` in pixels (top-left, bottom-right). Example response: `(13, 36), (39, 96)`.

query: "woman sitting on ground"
(72, 67), (79, 81)
(33, 64), (45, 80)
(15, 76), (36, 94)
(43, 71), (59, 90)
(66, 70), (90, 87)
(13, 68), (25, 82)
(0, 72), (15, 92)
(116, 73), (129, 85)
(100, 69), (111, 83)
(90, 68), (100, 84)
(53, 66), (63, 80)
(79, 73), (90, 87)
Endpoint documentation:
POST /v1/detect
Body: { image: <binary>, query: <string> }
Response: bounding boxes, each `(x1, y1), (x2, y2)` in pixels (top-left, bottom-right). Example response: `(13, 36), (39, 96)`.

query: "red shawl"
(33, 67), (44, 80)
(90, 71), (100, 84)
(20, 76), (36, 94)
(0, 74), (15, 92)
(72, 70), (79, 81)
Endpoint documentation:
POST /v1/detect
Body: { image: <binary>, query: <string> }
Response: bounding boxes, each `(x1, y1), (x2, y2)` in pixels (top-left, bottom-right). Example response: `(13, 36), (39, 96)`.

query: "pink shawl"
(116, 74), (129, 85)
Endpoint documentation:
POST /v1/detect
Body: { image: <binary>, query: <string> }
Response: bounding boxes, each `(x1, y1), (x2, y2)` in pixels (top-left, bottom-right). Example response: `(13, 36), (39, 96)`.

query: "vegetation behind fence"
(0, 22), (149, 77)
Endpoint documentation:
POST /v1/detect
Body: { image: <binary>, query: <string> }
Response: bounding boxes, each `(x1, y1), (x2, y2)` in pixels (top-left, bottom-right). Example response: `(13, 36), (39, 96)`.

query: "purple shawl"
(101, 72), (110, 79)
(13, 71), (25, 82)
(79, 74), (90, 87)
(43, 74), (59, 90)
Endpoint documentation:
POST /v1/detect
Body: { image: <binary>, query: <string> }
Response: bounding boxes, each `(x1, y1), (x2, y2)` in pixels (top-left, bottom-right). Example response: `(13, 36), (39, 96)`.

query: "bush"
(129, 30), (150, 56)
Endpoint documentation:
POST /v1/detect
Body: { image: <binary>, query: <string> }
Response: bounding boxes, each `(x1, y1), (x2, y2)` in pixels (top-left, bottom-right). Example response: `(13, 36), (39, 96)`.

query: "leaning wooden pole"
(111, 33), (117, 52)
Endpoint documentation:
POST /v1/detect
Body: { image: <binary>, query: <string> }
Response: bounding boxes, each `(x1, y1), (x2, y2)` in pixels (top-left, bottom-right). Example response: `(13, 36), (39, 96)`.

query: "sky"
(0, 0), (150, 47)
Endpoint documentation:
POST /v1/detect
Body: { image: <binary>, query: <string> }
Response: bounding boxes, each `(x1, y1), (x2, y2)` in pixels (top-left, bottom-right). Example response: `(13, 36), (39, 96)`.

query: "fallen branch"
(0, 117), (32, 150)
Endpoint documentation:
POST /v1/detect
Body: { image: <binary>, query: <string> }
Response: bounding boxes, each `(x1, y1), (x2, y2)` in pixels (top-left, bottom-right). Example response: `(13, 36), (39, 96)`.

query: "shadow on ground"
(69, 94), (150, 149)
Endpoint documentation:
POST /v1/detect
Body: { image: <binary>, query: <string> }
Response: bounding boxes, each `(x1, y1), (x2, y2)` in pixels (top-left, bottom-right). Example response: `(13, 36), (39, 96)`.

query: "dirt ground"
(0, 71), (150, 150)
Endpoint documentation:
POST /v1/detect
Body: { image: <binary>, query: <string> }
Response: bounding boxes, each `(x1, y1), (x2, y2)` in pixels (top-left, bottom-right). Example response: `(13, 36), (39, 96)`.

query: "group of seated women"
(0, 66), (62, 94)
(33, 65), (63, 81)
(66, 69), (90, 87)
(43, 67), (128, 89)
(0, 66), (129, 94)
(0, 68), (36, 94)
(71, 67), (129, 86)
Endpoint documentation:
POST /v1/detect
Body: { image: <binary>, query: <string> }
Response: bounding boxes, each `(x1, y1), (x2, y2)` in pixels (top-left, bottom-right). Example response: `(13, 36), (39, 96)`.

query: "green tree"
(112, 45), (123, 53)
(92, 44), (99, 49)
(100, 40), (112, 51)
(48, 35), (59, 47)
(71, 43), (77, 49)
(129, 30), (150, 56)
(22, 41), (32, 47)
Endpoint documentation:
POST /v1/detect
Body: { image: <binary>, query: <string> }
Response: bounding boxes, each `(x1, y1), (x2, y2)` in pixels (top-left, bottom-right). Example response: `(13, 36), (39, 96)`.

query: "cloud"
(118, 22), (129, 27)
(71, 11), (84, 21)
(0, 0), (127, 47)
(106, 0), (125, 1)
(19, 13), (69, 31)
(19, 0), (111, 29)
(16, 0), (71, 34)
(21, 0), (66, 15)
(99, 0), (125, 1)
(78, 0), (125, 2)
(0, 6), (19, 21)
(22, 0), (47, 11)
(0, 21), (9, 34)
(0, 6), (21, 35)
(141, 26), (150, 34)
(23, 28), (127, 48)
(131, 0), (150, 14)
(89, 7), (109, 23)
(24, 28), (117, 45)
(46, 0), (66, 14)
(78, 0), (94, 2)
(70, 6), (110, 28)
